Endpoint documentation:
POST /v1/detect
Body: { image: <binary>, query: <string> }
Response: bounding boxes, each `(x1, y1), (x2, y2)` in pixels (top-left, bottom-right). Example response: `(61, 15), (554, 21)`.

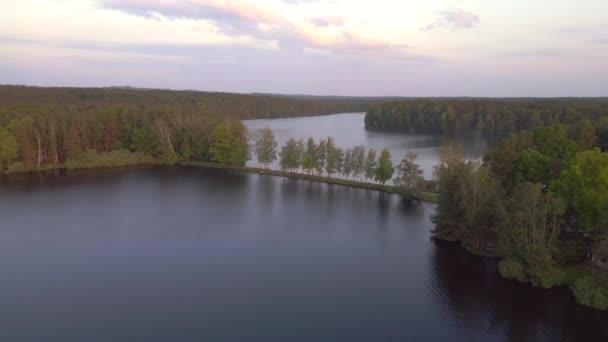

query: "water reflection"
(0, 167), (606, 342)
(430, 240), (608, 342)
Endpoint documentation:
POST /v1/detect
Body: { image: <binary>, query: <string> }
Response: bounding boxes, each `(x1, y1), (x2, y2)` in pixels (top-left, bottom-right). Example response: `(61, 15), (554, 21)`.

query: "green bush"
(65, 149), (156, 169)
(552, 238), (587, 264)
(571, 277), (608, 310)
(5, 161), (29, 174)
(527, 254), (567, 288)
(499, 258), (528, 282)
(529, 265), (567, 288)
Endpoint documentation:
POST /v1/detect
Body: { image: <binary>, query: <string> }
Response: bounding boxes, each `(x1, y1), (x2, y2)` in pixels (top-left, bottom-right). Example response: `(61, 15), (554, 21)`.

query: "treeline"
(432, 119), (608, 310)
(252, 128), (432, 195)
(0, 85), (371, 120)
(0, 102), (241, 172)
(365, 98), (608, 136)
(0, 85), (374, 173)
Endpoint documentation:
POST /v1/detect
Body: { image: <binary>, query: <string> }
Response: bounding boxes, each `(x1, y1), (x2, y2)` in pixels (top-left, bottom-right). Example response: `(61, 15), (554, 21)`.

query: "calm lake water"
(1, 166), (607, 342)
(244, 112), (490, 178)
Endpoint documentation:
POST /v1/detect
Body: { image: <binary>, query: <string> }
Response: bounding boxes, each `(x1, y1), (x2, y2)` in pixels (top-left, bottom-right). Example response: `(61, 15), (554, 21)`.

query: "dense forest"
(0, 86), (373, 172)
(0, 86), (371, 119)
(365, 99), (608, 136)
(432, 119), (608, 309)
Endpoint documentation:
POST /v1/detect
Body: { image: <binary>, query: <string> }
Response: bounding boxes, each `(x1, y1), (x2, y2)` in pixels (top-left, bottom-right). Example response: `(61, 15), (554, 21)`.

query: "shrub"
(5, 161), (29, 174)
(499, 258), (527, 282)
(571, 277), (608, 310)
(552, 238), (587, 264)
(527, 254), (567, 288)
(529, 265), (567, 288)
(65, 149), (156, 169)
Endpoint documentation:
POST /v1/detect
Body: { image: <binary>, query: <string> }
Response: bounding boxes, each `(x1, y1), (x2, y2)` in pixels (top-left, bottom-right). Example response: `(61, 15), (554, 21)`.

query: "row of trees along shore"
(365, 98), (608, 136)
(0, 85), (374, 173)
(252, 128), (427, 196)
(0, 100), (427, 197)
(432, 119), (608, 310)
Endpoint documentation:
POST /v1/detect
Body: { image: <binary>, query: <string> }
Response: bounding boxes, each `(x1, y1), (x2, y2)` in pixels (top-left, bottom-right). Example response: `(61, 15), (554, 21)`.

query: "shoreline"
(181, 161), (439, 203)
(1, 160), (439, 203)
(4, 160), (606, 310)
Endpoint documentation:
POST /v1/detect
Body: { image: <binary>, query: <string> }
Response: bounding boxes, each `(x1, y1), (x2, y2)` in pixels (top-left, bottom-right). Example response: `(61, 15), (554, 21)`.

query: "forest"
(0, 86), (373, 172)
(432, 118), (608, 310)
(365, 98), (608, 136)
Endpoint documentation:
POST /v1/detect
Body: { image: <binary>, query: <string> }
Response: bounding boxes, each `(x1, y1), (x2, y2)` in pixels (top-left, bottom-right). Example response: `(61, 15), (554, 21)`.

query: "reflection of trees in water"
(430, 240), (608, 342)
(256, 174), (277, 214)
(399, 199), (425, 219)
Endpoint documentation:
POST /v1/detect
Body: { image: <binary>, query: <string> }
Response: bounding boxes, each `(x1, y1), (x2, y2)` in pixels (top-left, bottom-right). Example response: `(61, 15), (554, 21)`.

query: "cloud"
(282, 0), (319, 3)
(555, 26), (608, 46)
(591, 38), (608, 44)
(282, 0), (339, 4)
(309, 16), (346, 27)
(423, 8), (480, 31)
(501, 49), (566, 57)
(98, 0), (423, 60)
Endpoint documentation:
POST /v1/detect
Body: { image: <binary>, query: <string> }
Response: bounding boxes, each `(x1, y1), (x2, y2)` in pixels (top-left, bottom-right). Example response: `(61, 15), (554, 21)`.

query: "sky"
(0, 0), (607, 96)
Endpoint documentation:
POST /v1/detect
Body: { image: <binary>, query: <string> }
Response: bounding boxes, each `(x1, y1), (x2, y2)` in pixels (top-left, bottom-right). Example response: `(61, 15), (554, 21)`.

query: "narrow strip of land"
(182, 161), (439, 203)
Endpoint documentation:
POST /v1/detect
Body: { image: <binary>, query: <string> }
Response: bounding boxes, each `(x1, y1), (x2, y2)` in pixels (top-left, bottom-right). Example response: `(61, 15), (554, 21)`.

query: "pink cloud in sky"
(99, 0), (411, 57)
(423, 8), (480, 31)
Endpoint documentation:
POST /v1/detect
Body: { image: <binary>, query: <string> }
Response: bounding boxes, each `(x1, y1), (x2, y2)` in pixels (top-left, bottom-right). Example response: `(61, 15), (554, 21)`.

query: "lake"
(1, 166), (607, 342)
(244, 112), (490, 178)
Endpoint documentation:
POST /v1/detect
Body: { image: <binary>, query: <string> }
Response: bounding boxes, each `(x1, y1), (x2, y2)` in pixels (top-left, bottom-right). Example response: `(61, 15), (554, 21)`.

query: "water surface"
(244, 113), (489, 178)
(1, 167), (606, 342)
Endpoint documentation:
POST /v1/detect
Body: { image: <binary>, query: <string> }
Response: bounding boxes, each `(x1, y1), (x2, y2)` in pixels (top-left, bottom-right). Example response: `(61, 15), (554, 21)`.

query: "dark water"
(244, 113), (490, 178)
(1, 167), (606, 342)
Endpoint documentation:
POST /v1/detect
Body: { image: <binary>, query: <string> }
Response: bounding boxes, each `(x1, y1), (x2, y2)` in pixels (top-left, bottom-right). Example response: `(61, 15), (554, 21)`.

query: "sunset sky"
(1, 0), (607, 96)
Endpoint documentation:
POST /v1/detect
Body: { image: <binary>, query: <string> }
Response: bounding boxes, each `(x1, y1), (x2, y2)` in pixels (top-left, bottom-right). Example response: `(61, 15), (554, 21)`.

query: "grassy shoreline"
(2, 159), (438, 203)
(182, 161), (439, 203)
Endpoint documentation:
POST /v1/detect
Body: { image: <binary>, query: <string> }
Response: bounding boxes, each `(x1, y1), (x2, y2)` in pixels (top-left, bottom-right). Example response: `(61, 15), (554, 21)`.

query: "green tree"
(302, 137), (319, 175)
(432, 160), (467, 242)
(130, 127), (158, 155)
(533, 125), (578, 161)
(506, 183), (565, 261)
(351, 145), (366, 181)
(457, 163), (503, 250)
(364, 149), (377, 182)
(210, 121), (249, 166)
(511, 149), (551, 187)
(0, 125), (19, 170)
(342, 148), (353, 178)
(316, 139), (326, 175)
(597, 117), (608, 151)
(324, 137), (343, 177)
(554, 148), (608, 232)
(374, 148), (394, 185)
(180, 135), (193, 161)
(254, 127), (278, 169)
(393, 152), (424, 197)
(279, 138), (304, 172)
(64, 124), (83, 160)
(433, 140), (465, 181)
(571, 119), (598, 150)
